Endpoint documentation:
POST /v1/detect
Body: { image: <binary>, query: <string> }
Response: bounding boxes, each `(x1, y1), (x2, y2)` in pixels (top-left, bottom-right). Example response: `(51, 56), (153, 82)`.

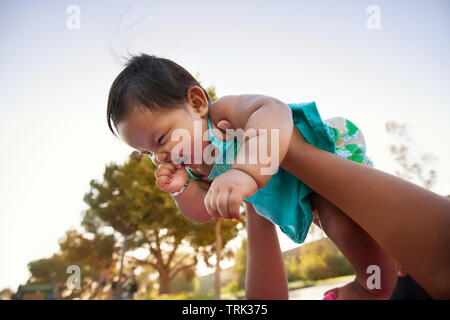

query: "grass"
(151, 293), (215, 300)
(146, 274), (356, 300)
(314, 274), (355, 285)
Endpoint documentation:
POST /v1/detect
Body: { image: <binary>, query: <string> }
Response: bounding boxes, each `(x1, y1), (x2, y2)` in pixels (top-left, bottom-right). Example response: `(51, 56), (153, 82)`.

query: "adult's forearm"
(244, 201), (289, 300)
(281, 127), (450, 299)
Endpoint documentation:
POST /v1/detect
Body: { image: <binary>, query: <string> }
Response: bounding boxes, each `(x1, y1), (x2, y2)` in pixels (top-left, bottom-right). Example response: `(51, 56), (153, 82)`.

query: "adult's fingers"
(204, 189), (221, 219)
(216, 190), (232, 219)
(209, 188), (222, 218)
(228, 190), (243, 220)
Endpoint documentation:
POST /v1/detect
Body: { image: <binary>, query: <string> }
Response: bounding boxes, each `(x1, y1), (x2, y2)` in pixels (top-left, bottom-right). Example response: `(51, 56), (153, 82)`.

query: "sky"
(0, 0), (449, 291)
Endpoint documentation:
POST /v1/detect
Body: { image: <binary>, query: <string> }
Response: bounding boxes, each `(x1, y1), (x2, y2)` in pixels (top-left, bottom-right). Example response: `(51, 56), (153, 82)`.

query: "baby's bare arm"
(210, 94), (294, 189)
(171, 178), (214, 224)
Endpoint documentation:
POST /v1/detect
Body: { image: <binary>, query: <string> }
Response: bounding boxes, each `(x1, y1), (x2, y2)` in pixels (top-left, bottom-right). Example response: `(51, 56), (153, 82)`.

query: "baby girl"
(107, 54), (397, 300)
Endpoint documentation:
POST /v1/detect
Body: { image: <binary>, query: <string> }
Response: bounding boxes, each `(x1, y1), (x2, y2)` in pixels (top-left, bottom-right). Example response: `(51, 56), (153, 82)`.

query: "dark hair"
(106, 53), (211, 138)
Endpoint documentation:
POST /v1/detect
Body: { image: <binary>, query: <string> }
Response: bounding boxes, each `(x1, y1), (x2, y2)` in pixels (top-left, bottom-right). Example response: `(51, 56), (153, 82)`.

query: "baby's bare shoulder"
(209, 94), (241, 122)
(210, 94), (283, 129)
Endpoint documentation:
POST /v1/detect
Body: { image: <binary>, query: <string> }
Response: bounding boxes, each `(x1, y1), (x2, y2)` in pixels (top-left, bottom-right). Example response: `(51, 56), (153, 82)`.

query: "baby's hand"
(155, 162), (188, 193)
(204, 169), (259, 220)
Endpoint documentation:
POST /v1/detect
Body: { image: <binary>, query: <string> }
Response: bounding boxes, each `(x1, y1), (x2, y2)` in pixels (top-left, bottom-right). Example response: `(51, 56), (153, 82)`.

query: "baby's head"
(107, 54), (212, 167)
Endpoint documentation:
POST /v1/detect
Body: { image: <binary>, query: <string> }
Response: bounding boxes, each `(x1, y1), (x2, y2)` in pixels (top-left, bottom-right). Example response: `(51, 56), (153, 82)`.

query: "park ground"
(151, 275), (355, 300)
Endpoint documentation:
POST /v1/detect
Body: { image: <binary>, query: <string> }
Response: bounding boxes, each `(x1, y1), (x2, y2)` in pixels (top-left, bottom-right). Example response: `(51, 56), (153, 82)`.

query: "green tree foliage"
(27, 254), (67, 285)
(27, 229), (116, 299)
(294, 239), (354, 281)
(231, 237), (353, 287)
(58, 229), (115, 278)
(82, 151), (241, 294)
(285, 254), (302, 282)
(195, 72), (217, 102)
(58, 229), (116, 299)
(0, 288), (14, 300)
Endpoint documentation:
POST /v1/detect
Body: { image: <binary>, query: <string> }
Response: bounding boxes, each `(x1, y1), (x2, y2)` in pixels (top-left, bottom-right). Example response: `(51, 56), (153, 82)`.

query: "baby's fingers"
(155, 166), (173, 179)
(156, 175), (171, 188)
(155, 162), (178, 176)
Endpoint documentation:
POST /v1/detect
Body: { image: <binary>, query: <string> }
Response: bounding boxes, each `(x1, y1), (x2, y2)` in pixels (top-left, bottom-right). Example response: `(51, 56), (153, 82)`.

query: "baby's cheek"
(168, 142), (189, 164)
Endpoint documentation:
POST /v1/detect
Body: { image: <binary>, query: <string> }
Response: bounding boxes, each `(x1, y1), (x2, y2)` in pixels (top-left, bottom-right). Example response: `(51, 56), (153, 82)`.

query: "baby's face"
(117, 104), (210, 169)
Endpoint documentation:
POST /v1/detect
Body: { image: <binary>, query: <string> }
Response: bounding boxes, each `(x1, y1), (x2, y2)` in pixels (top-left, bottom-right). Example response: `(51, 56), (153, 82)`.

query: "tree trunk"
(158, 270), (171, 295)
(214, 219), (222, 300)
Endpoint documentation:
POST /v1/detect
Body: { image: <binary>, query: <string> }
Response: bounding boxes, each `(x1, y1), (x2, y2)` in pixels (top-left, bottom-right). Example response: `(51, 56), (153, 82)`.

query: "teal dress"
(186, 101), (373, 244)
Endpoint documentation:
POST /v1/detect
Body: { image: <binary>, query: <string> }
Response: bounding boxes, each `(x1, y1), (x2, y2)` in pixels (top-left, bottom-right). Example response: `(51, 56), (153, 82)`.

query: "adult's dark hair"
(106, 53), (211, 138)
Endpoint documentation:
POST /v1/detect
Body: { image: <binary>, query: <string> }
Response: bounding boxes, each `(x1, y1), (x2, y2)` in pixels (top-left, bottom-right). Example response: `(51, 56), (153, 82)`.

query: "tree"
(27, 254), (67, 285)
(27, 229), (116, 300)
(285, 254), (302, 282)
(57, 229), (116, 299)
(82, 151), (242, 295)
(386, 122), (437, 190)
(296, 239), (353, 281)
(0, 288), (14, 300)
(58, 229), (115, 278)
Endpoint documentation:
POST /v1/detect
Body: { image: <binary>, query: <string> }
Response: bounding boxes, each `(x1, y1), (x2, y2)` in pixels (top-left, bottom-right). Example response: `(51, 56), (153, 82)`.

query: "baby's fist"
(155, 162), (188, 193)
(204, 169), (258, 220)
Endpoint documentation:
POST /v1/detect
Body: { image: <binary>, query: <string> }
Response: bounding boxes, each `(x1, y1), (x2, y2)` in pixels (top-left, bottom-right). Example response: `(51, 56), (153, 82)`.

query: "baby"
(107, 54), (397, 300)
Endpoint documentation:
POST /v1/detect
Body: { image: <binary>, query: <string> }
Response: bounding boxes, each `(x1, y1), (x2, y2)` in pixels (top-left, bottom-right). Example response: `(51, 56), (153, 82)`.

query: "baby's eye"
(158, 134), (166, 144)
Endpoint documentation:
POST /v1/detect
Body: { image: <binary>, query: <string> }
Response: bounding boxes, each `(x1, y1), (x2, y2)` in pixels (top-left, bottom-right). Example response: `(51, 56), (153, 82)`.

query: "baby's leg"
(310, 192), (397, 300)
